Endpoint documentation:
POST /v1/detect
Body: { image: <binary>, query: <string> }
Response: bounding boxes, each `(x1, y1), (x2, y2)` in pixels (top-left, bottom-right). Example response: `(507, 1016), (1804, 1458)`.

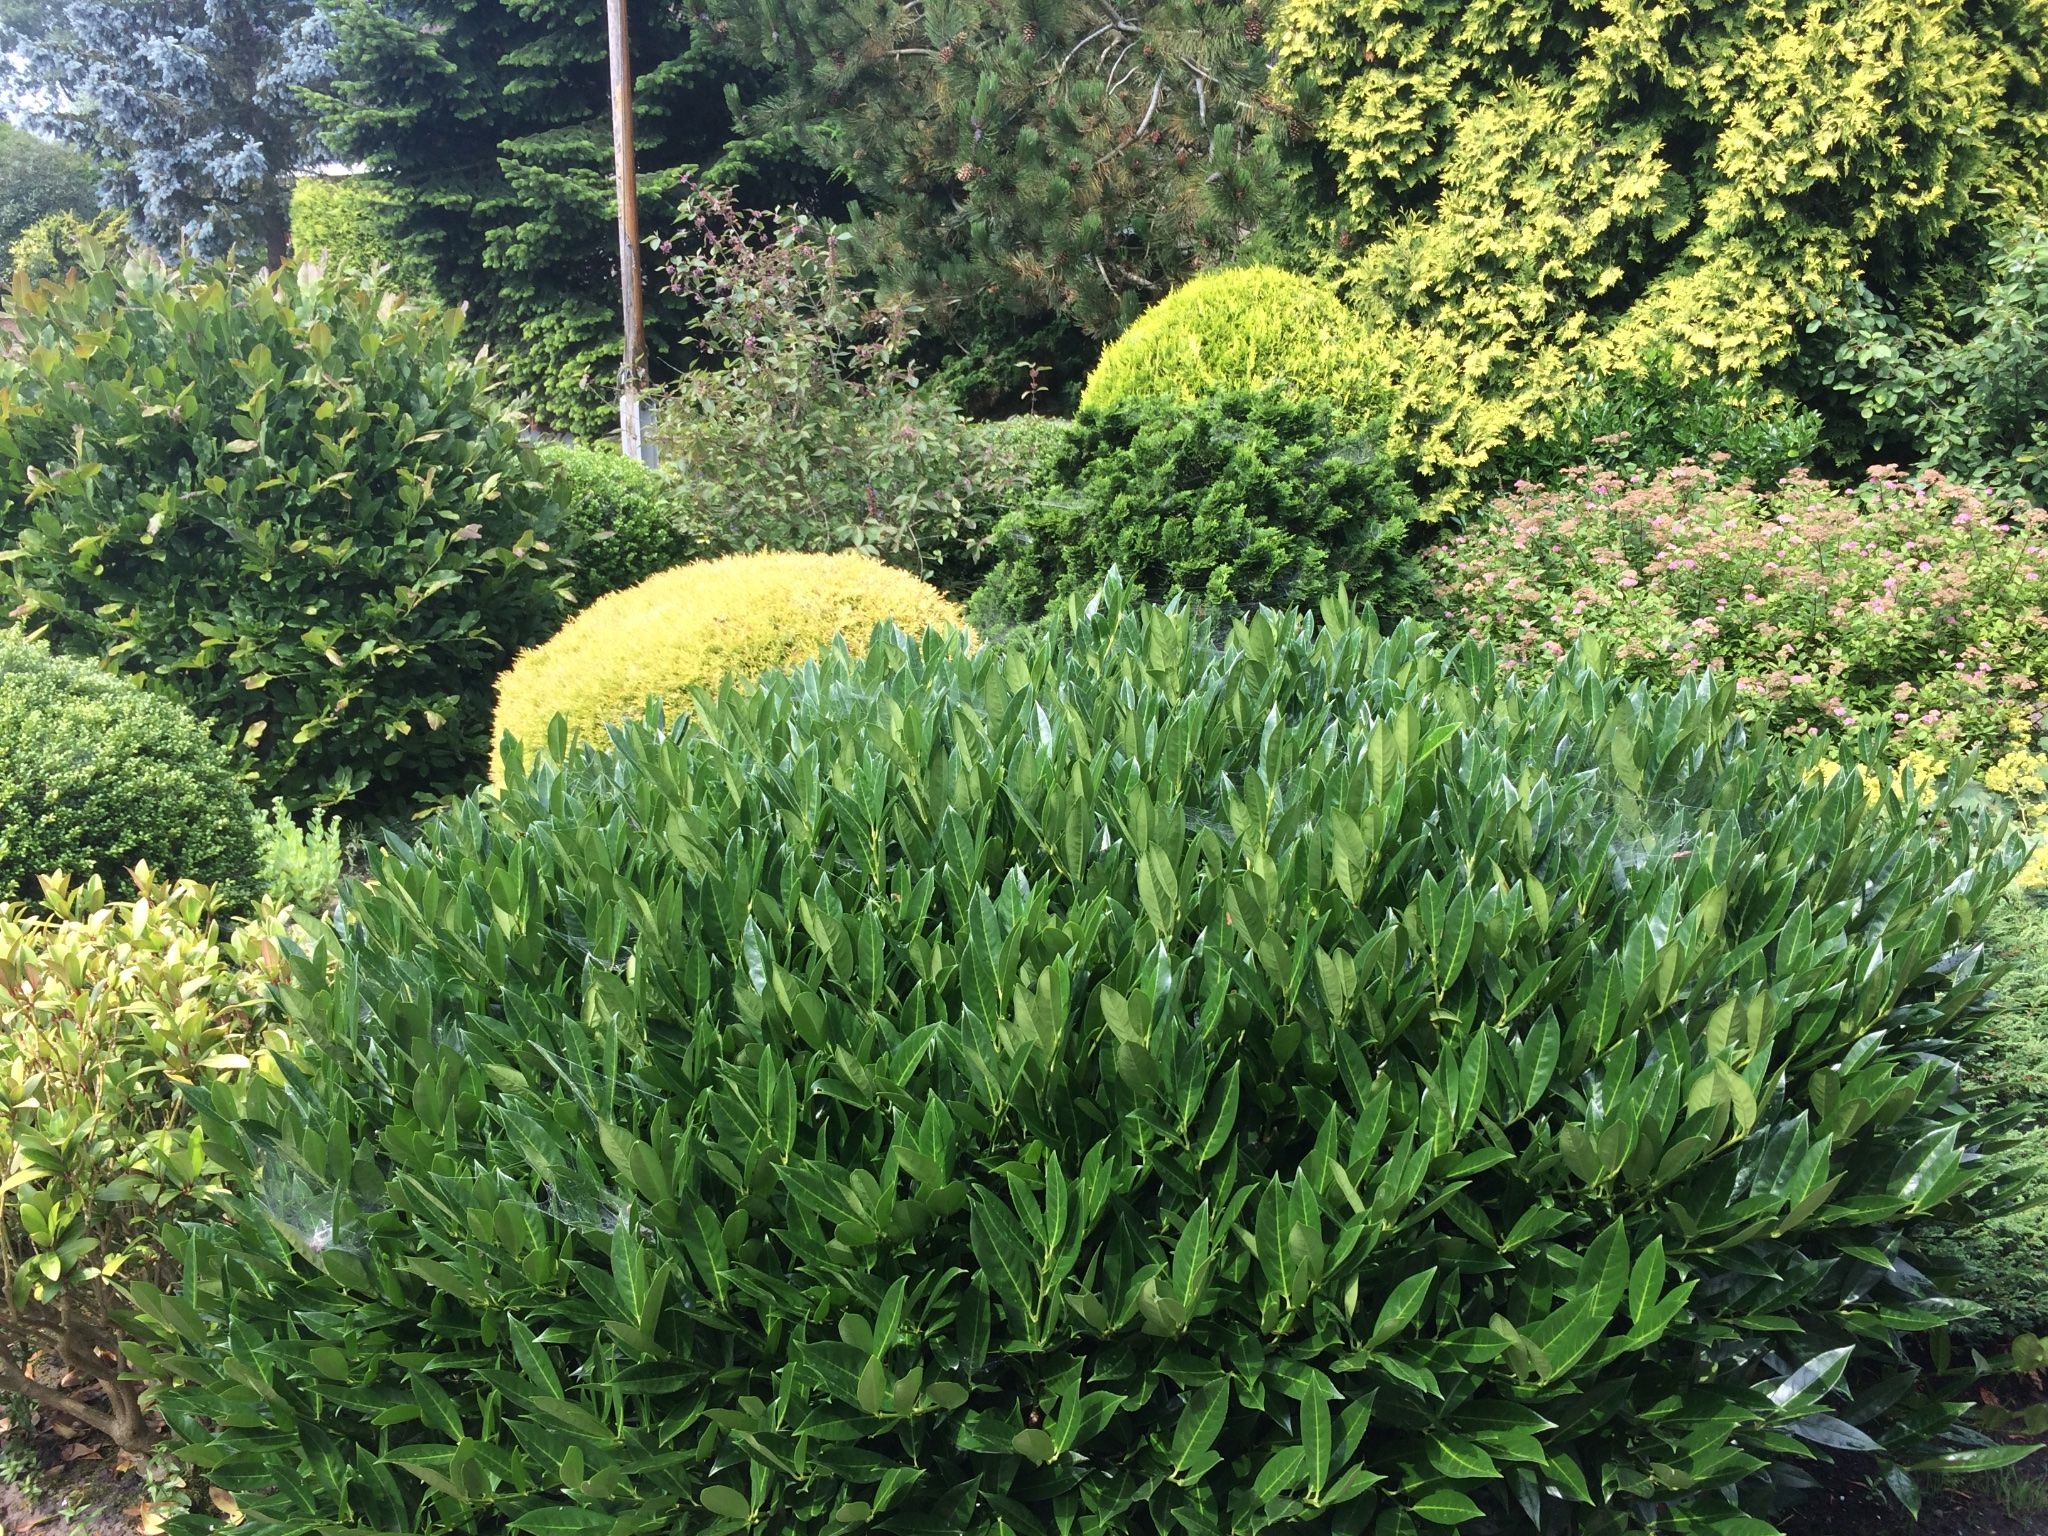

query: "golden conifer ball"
(492, 550), (967, 776)
(1079, 265), (1387, 420)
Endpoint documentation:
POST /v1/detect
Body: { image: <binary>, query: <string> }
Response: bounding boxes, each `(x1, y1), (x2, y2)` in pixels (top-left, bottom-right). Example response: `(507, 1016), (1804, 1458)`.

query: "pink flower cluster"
(1432, 464), (2048, 758)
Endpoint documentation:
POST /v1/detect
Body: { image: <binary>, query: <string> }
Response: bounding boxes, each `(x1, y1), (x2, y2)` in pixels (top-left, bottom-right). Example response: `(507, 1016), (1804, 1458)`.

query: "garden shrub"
(1814, 218), (2048, 507)
(289, 175), (442, 300)
(0, 123), (95, 255)
(977, 389), (1421, 627)
(1078, 265), (1386, 419)
(1433, 464), (2048, 769)
(1919, 899), (2048, 1341)
(491, 550), (965, 773)
(0, 631), (259, 905)
(9, 207), (126, 285)
(0, 867), (289, 1449)
(138, 581), (2029, 1536)
(655, 186), (1036, 591)
(0, 249), (569, 813)
(536, 441), (717, 605)
(1274, 0), (2048, 516)
(253, 800), (345, 916)
(1483, 352), (1824, 495)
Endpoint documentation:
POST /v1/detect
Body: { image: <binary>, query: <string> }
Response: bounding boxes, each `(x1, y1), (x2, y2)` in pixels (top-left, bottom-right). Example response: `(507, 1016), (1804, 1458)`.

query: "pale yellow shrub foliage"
(492, 550), (968, 775)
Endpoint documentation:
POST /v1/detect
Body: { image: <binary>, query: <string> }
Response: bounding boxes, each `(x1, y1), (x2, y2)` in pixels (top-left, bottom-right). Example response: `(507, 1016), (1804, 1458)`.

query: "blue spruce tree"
(10, 0), (330, 264)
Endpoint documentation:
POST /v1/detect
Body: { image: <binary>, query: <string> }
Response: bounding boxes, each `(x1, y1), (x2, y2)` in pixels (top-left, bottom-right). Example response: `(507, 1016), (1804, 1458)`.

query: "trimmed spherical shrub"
(0, 249), (569, 813)
(0, 631), (259, 903)
(1079, 265), (1385, 418)
(977, 388), (1422, 628)
(140, 582), (2028, 1536)
(537, 441), (718, 605)
(492, 550), (966, 771)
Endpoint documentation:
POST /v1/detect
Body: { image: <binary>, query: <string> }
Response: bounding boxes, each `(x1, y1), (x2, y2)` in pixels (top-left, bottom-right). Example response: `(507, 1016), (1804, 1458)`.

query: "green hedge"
(537, 441), (718, 605)
(137, 582), (2028, 1536)
(290, 176), (442, 299)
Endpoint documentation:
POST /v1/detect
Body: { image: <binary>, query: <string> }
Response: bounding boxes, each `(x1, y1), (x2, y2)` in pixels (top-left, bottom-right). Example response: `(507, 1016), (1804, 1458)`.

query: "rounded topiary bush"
(1079, 265), (1385, 417)
(0, 631), (259, 903)
(537, 441), (716, 605)
(977, 387), (1422, 628)
(143, 582), (2028, 1536)
(0, 249), (568, 813)
(492, 550), (965, 771)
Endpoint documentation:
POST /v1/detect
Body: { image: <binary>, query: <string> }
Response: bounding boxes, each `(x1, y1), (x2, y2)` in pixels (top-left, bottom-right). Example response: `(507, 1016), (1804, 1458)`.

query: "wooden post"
(605, 0), (653, 464)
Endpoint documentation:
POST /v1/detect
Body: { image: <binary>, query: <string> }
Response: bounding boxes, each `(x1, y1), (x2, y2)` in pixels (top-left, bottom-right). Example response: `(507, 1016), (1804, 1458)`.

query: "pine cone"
(1022, 20), (1037, 41)
(939, 42), (955, 60)
(1243, 8), (1263, 41)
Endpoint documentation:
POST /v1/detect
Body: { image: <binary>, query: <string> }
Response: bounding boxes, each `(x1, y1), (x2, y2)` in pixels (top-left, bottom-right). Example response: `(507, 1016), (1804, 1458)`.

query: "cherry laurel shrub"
(0, 250), (568, 813)
(138, 583), (2026, 1536)
(1434, 464), (2048, 769)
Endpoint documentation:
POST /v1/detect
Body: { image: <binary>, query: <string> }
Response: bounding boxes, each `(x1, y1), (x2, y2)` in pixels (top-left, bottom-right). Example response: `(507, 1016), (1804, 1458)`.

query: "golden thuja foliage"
(1275, 0), (2048, 512)
(492, 551), (968, 777)
(1079, 265), (1389, 420)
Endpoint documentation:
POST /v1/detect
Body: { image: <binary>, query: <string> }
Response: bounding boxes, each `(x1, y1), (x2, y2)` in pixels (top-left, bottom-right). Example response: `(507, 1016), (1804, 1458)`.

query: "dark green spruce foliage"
(981, 389), (1421, 624)
(136, 584), (2029, 1536)
(537, 442), (718, 605)
(0, 631), (259, 903)
(317, 0), (805, 436)
(0, 251), (568, 813)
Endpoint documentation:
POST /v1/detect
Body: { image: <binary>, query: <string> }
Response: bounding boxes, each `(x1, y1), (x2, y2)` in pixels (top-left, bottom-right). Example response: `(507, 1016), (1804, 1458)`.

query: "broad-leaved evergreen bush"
(491, 550), (965, 775)
(1079, 266), (1386, 419)
(537, 441), (719, 605)
(977, 389), (1421, 627)
(0, 867), (290, 1450)
(1434, 465), (2048, 770)
(135, 582), (2029, 1536)
(0, 250), (569, 813)
(0, 631), (259, 905)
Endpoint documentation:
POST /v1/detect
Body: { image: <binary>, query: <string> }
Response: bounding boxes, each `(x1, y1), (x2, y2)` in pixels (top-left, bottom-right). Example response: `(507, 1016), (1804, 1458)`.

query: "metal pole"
(606, 0), (654, 464)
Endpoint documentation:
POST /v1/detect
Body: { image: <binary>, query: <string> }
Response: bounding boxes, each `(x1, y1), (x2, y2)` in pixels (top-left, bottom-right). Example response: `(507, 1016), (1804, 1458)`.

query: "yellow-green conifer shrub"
(492, 551), (966, 774)
(1274, 0), (2048, 510)
(1079, 266), (1386, 419)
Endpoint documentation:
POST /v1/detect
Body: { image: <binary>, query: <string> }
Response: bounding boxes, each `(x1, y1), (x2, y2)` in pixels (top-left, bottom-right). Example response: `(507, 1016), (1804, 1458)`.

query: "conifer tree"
(712, 0), (1280, 343)
(1274, 0), (2048, 501)
(9, 0), (329, 264)
(316, 0), (799, 435)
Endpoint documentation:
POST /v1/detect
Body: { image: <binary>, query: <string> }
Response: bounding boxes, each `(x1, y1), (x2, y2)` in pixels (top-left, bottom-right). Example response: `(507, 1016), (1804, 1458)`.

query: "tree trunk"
(264, 188), (292, 272)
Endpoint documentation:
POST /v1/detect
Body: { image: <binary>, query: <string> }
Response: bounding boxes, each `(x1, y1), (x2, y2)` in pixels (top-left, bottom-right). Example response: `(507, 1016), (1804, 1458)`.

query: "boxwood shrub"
(139, 583), (2027, 1536)
(0, 630), (259, 904)
(536, 441), (718, 605)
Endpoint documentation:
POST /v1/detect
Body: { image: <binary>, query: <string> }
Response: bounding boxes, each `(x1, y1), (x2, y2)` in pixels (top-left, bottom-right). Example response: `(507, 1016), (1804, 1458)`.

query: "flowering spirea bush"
(1434, 464), (2048, 766)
